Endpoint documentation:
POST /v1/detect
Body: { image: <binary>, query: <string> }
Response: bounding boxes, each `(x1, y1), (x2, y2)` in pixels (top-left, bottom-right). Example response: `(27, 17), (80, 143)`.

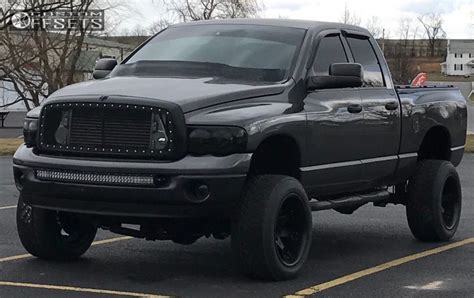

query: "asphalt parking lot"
(0, 155), (473, 297)
(467, 100), (474, 134)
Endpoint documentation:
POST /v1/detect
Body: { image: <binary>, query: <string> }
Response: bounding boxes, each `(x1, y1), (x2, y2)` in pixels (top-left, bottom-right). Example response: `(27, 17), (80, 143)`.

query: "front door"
(301, 32), (366, 196)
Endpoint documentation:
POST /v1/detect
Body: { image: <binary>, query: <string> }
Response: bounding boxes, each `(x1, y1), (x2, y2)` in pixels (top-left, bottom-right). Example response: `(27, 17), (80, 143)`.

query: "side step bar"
(310, 190), (391, 211)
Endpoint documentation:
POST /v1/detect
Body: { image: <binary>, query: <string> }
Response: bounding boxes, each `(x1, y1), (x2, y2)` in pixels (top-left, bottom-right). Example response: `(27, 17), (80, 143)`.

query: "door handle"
(347, 104), (362, 113)
(385, 101), (399, 110)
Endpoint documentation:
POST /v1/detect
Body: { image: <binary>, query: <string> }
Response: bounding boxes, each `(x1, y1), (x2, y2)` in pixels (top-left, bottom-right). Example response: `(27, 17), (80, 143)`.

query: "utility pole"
(0, 81), (4, 108)
(382, 28), (385, 55)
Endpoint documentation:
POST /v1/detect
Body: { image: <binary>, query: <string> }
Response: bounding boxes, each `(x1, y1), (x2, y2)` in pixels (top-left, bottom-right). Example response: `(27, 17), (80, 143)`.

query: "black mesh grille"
(38, 102), (185, 159)
(69, 108), (152, 148)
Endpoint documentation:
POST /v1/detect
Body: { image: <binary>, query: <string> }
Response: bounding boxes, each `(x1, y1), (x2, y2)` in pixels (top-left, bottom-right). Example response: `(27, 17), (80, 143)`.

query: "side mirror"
(92, 58), (118, 79)
(308, 63), (363, 90)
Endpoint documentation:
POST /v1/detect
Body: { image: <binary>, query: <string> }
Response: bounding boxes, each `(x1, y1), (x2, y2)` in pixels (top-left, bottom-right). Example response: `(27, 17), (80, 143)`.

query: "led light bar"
(36, 169), (155, 187)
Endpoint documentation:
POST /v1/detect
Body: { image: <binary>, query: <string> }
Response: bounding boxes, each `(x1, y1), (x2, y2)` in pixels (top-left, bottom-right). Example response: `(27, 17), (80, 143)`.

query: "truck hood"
(49, 76), (286, 113)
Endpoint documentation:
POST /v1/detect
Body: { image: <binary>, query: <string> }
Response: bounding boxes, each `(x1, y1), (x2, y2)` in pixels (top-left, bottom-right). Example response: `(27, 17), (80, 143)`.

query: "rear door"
(344, 33), (401, 187)
(303, 31), (365, 196)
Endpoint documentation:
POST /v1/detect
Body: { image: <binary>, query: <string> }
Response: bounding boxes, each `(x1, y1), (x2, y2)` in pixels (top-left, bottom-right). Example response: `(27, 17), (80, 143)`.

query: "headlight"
(188, 126), (247, 156)
(23, 118), (38, 147)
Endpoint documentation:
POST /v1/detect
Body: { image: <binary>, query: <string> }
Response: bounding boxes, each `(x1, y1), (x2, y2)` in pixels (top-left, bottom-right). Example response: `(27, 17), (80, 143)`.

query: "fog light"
(14, 168), (25, 191)
(194, 184), (210, 201)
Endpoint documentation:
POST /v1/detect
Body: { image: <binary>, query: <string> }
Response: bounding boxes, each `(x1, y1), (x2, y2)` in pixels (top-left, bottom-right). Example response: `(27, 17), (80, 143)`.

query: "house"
(441, 39), (474, 76)
(0, 33), (134, 111)
(69, 36), (135, 81)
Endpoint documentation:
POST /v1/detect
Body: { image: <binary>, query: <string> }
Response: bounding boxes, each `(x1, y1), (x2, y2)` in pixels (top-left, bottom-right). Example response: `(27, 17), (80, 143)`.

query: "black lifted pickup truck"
(14, 19), (467, 280)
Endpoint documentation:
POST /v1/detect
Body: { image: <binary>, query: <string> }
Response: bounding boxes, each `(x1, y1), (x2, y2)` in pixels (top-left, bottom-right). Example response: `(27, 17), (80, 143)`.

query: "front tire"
(406, 160), (462, 242)
(232, 175), (312, 281)
(17, 193), (97, 260)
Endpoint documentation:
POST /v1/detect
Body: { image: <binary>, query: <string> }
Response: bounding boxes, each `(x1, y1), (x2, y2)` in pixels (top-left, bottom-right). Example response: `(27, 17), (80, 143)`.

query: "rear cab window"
(346, 36), (385, 87)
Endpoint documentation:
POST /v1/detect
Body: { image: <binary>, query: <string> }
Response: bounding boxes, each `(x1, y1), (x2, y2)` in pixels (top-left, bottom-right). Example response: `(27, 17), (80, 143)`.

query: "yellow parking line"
(0, 236), (132, 263)
(0, 281), (170, 297)
(91, 236), (132, 246)
(288, 237), (474, 297)
(0, 205), (16, 210)
(0, 253), (31, 263)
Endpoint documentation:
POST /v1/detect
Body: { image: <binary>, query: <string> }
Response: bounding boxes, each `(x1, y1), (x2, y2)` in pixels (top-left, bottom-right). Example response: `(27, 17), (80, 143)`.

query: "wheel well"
(249, 135), (301, 179)
(418, 126), (451, 161)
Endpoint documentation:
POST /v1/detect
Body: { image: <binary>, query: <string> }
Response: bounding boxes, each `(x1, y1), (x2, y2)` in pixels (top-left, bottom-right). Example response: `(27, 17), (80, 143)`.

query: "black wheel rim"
(441, 176), (461, 230)
(274, 194), (309, 267)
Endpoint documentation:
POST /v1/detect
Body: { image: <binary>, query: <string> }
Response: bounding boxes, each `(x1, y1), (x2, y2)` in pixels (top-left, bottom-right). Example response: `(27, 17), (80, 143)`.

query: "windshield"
(123, 24), (306, 83)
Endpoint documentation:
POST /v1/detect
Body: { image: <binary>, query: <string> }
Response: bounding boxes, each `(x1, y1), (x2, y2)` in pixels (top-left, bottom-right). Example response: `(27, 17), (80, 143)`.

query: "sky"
(114, 0), (474, 39)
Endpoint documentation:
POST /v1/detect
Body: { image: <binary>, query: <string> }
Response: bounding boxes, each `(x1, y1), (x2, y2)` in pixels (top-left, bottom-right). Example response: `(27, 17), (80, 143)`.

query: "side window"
(312, 35), (348, 75)
(346, 36), (385, 87)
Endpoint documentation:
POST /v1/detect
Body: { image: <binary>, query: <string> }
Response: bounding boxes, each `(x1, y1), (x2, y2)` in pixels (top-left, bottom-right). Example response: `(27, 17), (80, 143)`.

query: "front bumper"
(13, 145), (251, 218)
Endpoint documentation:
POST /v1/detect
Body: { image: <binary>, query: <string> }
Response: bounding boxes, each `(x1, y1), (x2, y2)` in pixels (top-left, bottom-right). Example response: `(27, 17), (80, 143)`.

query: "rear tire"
(232, 175), (312, 281)
(406, 160), (462, 242)
(17, 193), (97, 260)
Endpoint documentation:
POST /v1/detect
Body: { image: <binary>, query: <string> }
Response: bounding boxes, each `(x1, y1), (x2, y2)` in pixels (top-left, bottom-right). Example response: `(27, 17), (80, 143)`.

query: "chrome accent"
(300, 160), (360, 172)
(300, 153), (418, 172)
(451, 145), (465, 152)
(361, 155), (398, 164)
(398, 153), (418, 159)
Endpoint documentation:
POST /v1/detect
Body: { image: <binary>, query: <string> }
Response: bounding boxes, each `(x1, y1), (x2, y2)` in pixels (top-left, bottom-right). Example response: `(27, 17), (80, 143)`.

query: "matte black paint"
(15, 19), (467, 216)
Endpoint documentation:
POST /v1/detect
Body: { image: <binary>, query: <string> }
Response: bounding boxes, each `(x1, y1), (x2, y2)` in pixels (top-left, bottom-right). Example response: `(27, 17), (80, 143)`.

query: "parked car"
(14, 19), (467, 280)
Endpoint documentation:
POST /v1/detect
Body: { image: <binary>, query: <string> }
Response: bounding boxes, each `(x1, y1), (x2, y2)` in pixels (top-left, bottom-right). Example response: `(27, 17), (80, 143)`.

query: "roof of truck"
(172, 18), (370, 34)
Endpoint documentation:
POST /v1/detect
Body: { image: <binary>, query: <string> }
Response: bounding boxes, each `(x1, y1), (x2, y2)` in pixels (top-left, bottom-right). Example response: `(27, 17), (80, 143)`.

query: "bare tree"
(340, 3), (361, 26)
(0, 0), (124, 109)
(130, 24), (149, 36)
(398, 17), (413, 42)
(163, 0), (263, 22)
(417, 13), (446, 56)
(388, 17), (419, 84)
(148, 18), (173, 34)
(366, 16), (382, 39)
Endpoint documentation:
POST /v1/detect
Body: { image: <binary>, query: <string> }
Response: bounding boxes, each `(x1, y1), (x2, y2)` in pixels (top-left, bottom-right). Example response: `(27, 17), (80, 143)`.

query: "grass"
(427, 72), (474, 82)
(0, 135), (473, 156)
(466, 135), (474, 153)
(0, 138), (23, 156)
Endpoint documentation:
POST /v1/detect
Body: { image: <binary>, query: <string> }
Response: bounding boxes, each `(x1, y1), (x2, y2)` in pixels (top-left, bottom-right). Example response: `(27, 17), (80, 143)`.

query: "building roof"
(6, 31), (134, 50)
(100, 36), (149, 47)
(66, 50), (101, 72)
(172, 18), (370, 34)
(83, 35), (135, 50)
(448, 39), (474, 53)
